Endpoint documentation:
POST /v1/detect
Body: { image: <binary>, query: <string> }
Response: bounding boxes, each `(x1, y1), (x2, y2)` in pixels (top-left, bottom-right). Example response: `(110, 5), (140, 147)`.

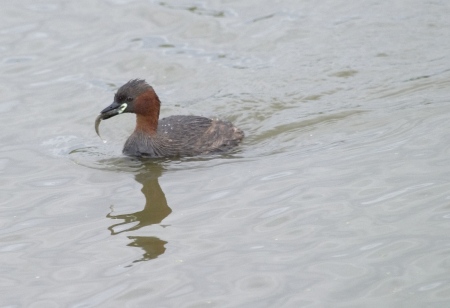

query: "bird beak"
(99, 102), (128, 120)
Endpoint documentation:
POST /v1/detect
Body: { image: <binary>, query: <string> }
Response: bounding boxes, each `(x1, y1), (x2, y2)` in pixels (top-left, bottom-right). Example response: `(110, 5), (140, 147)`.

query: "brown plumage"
(96, 79), (244, 158)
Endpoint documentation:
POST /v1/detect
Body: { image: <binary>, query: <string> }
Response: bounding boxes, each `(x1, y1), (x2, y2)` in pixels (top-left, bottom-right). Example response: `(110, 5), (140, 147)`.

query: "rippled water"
(2, 0), (450, 307)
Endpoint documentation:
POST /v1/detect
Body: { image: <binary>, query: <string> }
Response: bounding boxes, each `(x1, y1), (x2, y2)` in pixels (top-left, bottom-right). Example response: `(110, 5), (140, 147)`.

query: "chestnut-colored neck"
(134, 89), (161, 135)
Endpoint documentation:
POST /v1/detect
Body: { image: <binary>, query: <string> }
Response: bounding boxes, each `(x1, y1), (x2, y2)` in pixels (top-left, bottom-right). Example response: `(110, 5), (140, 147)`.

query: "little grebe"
(96, 79), (244, 157)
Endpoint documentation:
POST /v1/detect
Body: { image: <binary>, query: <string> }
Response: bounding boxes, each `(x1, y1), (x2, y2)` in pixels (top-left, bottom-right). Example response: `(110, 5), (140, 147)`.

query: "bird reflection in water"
(106, 162), (171, 263)
(126, 236), (167, 263)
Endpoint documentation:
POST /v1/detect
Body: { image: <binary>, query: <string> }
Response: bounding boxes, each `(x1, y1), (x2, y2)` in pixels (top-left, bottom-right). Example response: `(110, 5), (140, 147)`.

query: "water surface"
(1, 0), (450, 307)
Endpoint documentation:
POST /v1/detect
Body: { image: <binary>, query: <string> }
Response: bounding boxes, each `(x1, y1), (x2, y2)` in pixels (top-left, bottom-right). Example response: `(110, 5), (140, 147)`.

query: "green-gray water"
(2, 1), (450, 306)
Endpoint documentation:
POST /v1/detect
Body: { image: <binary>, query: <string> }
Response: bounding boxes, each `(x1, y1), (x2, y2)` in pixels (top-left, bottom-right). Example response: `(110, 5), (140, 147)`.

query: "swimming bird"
(96, 79), (244, 157)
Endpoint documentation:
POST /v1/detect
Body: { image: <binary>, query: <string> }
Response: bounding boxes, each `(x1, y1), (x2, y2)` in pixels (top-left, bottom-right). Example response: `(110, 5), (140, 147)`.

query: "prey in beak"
(99, 102), (128, 120)
(95, 102), (128, 141)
